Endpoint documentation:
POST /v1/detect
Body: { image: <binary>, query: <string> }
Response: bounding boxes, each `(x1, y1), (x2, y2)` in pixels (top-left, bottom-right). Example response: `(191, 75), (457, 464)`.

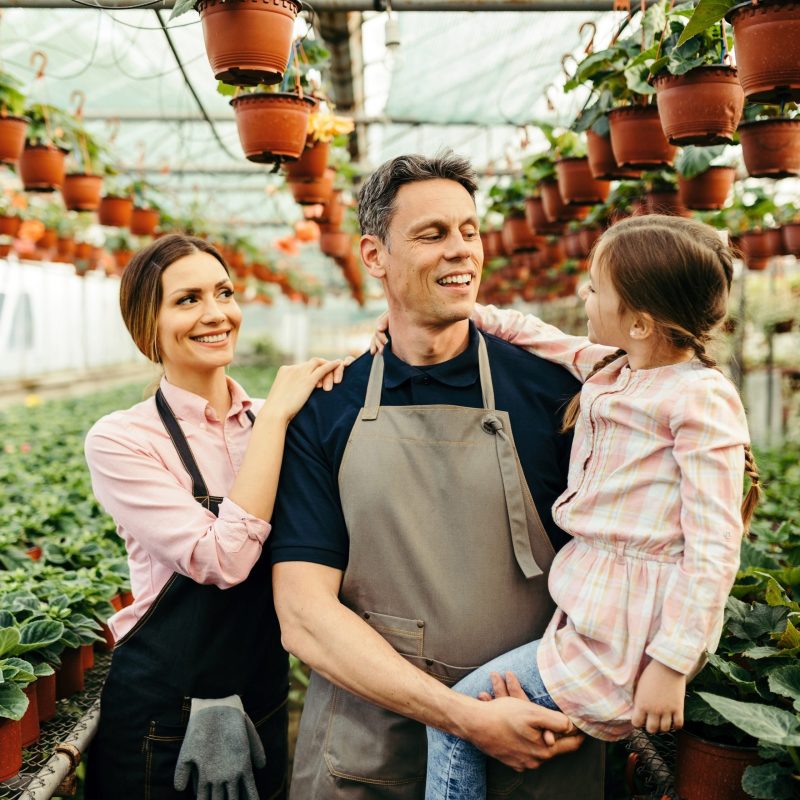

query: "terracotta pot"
(524, 197), (563, 234)
(37, 228), (58, 250)
(113, 249), (133, 270)
(284, 139), (330, 181)
(728, 0), (800, 103)
(120, 590), (134, 607)
(26, 545), (42, 560)
(55, 646), (84, 699)
(556, 158), (611, 205)
(738, 118), (800, 178)
(320, 229), (351, 260)
(608, 105), (677, 169)
(0, 215), (22, 237)
(62, 173), (103, 211)
(99, 195), (134, 228)
(0, 115), (28, 164)
(646, 189), (691, 217)
(81, 643), (95, 671)
(198, 0), (301, 86)
(564, 230), (588, 258)
(739, 229), (783, 264)
(0, 242), (11, 258)
(0, 718), (22, 783)
(74, 241), (92, 261)
(675, 730), (759, 800)
(20, 682), (40, 747)
(540, 181), (590, 223)
(480, 230), (505, 259)
(782, 222), (800, 255)
(36, 672), (57, 722)
(56, 237), (76, 259)
(502, 214), (541, 253)
(317, 191), (345, 227)
(586, 130), (641, 180)
(288, 168), (335, 205)
(130, 207), (159, 236)
(18, 144), (67, 191)
(231, 92), (317, 164)
(99, 622), (116, 652)
(678, 166), (737, 210)
(578, 226), (603, 254)
(654, 66), (744, 145)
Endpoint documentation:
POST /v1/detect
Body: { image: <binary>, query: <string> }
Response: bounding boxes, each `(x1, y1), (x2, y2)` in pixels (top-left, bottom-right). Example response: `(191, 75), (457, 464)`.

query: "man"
(271, 152), (604, 799)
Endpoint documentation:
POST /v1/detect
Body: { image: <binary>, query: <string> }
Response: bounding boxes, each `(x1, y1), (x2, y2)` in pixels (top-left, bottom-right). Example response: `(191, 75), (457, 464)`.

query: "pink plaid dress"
(477, 305), (749, 740)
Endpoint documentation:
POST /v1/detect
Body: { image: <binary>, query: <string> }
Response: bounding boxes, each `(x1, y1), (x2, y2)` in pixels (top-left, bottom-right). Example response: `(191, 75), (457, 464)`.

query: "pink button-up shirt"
(476, 305), (749, 740)
(84, 376), (269, 641)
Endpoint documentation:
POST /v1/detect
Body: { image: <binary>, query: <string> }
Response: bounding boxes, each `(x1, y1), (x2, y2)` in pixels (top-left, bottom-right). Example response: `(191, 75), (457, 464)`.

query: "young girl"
(382, 214), (760, 799)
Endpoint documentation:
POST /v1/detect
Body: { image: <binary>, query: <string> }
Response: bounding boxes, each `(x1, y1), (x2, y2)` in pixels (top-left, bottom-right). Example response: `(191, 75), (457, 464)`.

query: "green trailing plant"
(642, 168), (678, 192)
(522, 151), (556, 185)
(487, 178), (531, 217)
(673, 145), (729, 178)
(0, 69), (27, 118)
(743, 103), (800, 122)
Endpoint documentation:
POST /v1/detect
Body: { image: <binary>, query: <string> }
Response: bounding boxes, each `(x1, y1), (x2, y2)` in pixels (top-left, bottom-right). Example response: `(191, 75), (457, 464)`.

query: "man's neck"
(387, 316), (471, 366)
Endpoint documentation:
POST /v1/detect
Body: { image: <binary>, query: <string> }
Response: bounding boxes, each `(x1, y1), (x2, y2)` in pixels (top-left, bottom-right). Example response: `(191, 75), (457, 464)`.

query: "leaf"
(743, 646), (784, 660)
(168, 0), (196, 19)
(0, 683), (29, 721)
(768, 666), (800, 711)
(0, 628), (21, 658)
(776, 620), (800, 649)
(729, 604), (788, 641)
(674, 145), (727, 178)
(706, 653), (757, 690)
(742, 762), (798, 800)
(32, 662), (55, 678)
(12, 619), (64, 654)
(697, 692), (800, 746)
(685, 692), (728, 726)
(677, 0), (735, 46)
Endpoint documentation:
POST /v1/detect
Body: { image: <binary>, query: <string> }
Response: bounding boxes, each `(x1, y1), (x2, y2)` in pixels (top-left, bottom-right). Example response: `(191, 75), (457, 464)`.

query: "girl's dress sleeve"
(473, 303), (617, 381)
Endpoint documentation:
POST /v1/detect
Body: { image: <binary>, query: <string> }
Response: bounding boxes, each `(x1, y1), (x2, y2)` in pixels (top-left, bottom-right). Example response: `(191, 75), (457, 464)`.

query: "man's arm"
(273, 561), (583, 772)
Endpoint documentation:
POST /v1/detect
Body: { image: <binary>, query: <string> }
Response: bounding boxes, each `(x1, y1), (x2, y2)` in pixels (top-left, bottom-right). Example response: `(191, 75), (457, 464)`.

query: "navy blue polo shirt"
(270, 323), (581, 569)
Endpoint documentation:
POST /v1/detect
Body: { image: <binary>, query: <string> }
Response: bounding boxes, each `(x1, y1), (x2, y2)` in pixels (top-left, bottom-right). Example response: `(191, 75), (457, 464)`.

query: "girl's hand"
(316, 355), (355, 390)
(261, 358), (343, 424)
(369, 311), (390, 355)
(632, 660), (687, 734)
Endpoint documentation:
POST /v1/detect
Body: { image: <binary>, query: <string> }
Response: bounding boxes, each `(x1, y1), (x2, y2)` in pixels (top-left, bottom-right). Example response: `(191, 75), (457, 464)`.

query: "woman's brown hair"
(562, 214), (761, 530)
(119, 234), (229, 364)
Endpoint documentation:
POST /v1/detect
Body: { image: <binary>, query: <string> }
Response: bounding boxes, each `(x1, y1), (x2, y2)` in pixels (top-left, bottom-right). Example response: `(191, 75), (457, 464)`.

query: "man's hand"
(632, 659), (686, 734)
(467, 671), (584, 772)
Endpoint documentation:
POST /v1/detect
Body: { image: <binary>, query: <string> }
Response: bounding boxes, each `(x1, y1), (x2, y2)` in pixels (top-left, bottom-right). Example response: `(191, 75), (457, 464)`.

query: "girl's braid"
(560, 349), (626, 432)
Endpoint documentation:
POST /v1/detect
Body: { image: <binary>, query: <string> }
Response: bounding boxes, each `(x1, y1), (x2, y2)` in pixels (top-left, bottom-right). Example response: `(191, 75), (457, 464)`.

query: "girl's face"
(156, 251), (241, 376)
(580, 245), (632, 349)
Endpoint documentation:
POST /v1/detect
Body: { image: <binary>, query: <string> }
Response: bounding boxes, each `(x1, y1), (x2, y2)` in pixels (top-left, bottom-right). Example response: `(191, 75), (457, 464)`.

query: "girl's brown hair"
(562, 214), (761, 530)
(119, 234), (229, 364)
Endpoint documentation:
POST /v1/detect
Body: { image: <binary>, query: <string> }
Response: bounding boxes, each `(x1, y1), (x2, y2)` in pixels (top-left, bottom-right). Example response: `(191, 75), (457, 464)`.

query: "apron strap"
(481, 413), (544, 579)
(476, 332), (495, 411)
(362, 353), (384, 421)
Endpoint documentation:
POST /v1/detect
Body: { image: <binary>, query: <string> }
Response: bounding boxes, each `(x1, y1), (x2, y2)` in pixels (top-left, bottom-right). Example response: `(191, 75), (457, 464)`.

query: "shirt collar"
(158, 375), (253, 425)
(382, 321), (481, 390)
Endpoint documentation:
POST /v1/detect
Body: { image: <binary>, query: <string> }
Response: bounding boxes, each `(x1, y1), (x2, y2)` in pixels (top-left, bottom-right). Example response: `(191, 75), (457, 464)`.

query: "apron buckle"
(481, 414), (503, 435)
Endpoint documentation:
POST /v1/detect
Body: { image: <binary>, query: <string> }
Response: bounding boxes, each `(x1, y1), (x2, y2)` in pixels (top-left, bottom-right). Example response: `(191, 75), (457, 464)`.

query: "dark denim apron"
(86, 389), (288, 800)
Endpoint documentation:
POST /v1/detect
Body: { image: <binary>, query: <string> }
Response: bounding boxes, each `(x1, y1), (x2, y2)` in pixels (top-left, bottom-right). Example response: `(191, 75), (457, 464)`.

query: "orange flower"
(273, 235), (299, 256)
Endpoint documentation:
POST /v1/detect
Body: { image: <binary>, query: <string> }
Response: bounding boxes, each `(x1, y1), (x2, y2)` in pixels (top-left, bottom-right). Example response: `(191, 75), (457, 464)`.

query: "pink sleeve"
(646, 374), (748, 674)
(473, 303), (616, 381)
(84, 424), (269, 589)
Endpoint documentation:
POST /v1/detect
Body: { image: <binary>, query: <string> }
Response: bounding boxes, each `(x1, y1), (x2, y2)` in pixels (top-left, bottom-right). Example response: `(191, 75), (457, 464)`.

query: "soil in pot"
(55, 646), (84, 699)
(284, 139), (330, 181)
(231, 93), (317, 164)
(555, 157), (611, 205)
(130, 207), (159, 237)
(198, 0), (302, 86)
(98, 195), (134, 228)
(782, 222), (800, 254)
(678, 166), (737, 210)
(0, 115), (28, 164)
(586, 130), (642, 180)
(502, 214), (543, 253)
(524, 197), (564, 235)
(18, 144), (67, 191)
(62, 173), (103, 212)
(540, 181), (591, 223)
(288, 168), (335, 206)
(646, 189), (691, 217)
(20, 682), (39, 747)
(739, 118), (800, 178)
(0, 718), (22, 783)
(654, 67), (744, 145)
(0, 215), (22, 237)
(36, 673), (56, 722)
(728, 0), (800, 103)
(675, 730), (759, 800)
(608, 105), (678, 169)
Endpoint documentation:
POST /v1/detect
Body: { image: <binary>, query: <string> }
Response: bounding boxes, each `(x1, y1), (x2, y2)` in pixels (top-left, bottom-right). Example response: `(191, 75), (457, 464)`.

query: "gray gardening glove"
(174, 695), (266, 800)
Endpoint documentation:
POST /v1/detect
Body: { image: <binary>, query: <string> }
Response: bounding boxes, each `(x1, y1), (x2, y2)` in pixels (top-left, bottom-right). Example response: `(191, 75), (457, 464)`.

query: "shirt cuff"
(218, 497), (271, 545)
(645, 637), (706, 676)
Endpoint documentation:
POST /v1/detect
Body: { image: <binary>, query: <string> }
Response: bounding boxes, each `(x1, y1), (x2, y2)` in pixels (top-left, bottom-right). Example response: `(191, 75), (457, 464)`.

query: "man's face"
(375, 179), (483, 327)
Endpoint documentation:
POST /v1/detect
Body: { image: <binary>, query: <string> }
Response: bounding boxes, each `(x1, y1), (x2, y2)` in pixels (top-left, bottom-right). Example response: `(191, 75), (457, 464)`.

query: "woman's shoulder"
(85, 395), (158, 449)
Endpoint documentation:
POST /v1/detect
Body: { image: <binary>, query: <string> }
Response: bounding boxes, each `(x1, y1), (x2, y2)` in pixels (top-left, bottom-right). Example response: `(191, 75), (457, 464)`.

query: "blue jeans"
(425, 639), (558, 800)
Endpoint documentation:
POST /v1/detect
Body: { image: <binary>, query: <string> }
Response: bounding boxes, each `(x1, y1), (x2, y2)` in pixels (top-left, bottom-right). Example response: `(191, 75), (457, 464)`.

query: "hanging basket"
(317, 190), (345, 227)
(555, 157), (611, 205)
(540, 180), (590, 223)
(480, 229), (505, 259)
(18, 143), (67, 192)
(675, 730), (759, 800)
(319, 228), (351, 260)
(564, 230), (588, 258)
(37, 227), (58, 251)
(524, 197), (563, 235)
(130, 207), (160, 236)
(677, 166), (737, 210)
(739, 228), (783, 267)
(738, 118), (800, 178)
(654, 66), (744, 145)
(578, 226), (603, 254)
(501, 214), (543, 253)
(0, 215), (22, 237)
(62, 173), (103, 212)
(284, 139), (330, 181)
(99, 195), (134, 227)
(608, 105), (677, 169)
(231, 92), (317, 164)
(197, 0), (302, 86)
(727, 0), (800, 102)
(782, 222), (800, 254)
(586, 130), (641, 180)
(646, 189), (691, 217)
(0, 115), (28, 164)
(288, 167), (335, 205)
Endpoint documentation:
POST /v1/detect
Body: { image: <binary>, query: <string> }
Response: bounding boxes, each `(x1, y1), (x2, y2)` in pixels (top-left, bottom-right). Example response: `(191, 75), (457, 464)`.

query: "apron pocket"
(360, 610), (424, 657)
(143, 721), (193, 800)
(324, 686), (426, 785)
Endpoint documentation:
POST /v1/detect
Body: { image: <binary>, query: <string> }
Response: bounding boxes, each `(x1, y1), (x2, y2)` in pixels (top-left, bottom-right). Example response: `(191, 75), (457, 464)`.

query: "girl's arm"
(472, 304), (617, 382)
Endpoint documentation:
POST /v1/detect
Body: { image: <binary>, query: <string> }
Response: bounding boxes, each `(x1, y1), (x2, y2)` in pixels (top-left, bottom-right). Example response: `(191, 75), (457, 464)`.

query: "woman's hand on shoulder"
(261, 358), (346, 424)
(369, 311), (389, 355)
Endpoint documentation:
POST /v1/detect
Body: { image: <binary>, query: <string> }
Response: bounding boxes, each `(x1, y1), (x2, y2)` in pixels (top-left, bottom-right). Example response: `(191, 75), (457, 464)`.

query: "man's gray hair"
(357, 151), (479, 243)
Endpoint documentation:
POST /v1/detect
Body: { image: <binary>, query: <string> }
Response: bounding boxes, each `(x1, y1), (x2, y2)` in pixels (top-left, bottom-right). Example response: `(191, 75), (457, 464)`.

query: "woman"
(84, 235), (345, 800)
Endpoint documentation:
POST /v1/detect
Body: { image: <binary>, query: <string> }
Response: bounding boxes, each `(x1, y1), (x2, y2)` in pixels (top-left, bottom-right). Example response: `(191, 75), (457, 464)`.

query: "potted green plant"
(488, 178), (542, 253)
(104, 229), (136, 272)
(129, 179), (163, 236)
(651, 4), (744, 145)
(285, 98), (352, 183)
(675, 145), (737, 210)
(17, 102), (71, 192)
(61, 113), (114, 213)
(521, 152), (563, 233)
(551, 126), (612, 206)
(738, 103), (800, 179)
(777, 202), (800, 256)
(0, 69), (28, 165)
(0, 627), (33, 782)
(721, 187), (781, 269)
(0, 190), (25, 238)
(98, 176), (134, 228)
(642, 168), (690, 215)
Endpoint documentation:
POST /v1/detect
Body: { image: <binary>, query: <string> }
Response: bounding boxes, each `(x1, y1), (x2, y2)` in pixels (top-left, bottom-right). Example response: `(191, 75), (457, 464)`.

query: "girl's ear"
(629, 312), (655, 340)
(360, 235), (386, 279)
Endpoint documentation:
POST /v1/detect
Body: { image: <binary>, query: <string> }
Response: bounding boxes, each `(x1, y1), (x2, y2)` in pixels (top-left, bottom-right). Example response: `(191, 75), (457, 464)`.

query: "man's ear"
(361, 235), (386, 279)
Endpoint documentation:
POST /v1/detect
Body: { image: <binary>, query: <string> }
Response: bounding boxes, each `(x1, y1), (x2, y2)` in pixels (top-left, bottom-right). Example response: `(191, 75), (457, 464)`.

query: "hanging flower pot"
(0, 115), (28, 164)
(316, 190), (345, 227)
(677, 166), (737, 210)
(57, 236), (76, 260)
(130, 207), (159, 236)
(18, 143), (67, 191)
(586, 130), (641, 180)
(55, 646), (85, 699)
(782, 222), (800, 254)
(480, 229), (505, 259)
(288, 167), (335, 206)
(0, 718), (22, 783)
(320, 228), (351, 260)
(36, 673), (56, 722)
(197, 0), (302, 86)
(555, 157), (611, 205)
(502, 214), (543, 253)
(675, 730), (759, 800)
(37, 227), (58, 251)
(284, 139), (330, 181)
(564, 230), (588, 258)
(75, 241), (92, 261)
(646, 189), (691, 217)
(524, 197), (563, 235)
(540, 180), (590, 223)
(62, 173), (103, 212)
(99, 195), (134, 228)
(20, 682), (40, 747)
(579, 226), (603, 254)
(231, 92), (317, 164)
(113, 249), (133, 271)
(654, 67), (744, 145)
(0, 215), (22, 237)
(608, 105), (677, 169)
(738, 118), (800, 178)
(727, 0), (800, 102)
(739, 228), (783, 269)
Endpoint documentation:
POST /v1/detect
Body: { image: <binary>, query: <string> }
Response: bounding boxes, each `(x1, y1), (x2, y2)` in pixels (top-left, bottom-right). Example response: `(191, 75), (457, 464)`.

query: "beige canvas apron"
(290, 333), (604, 799)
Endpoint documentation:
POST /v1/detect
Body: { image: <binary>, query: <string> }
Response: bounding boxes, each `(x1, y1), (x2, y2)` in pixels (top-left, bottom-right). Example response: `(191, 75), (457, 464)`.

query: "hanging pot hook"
(136, 141), (147, 170)
(561, 53), (578, 80)
(106, 117), (120, 145)
(545, 85), (558, 113)
(579, 21), (596, 54)
(30, 50), (48, 81)
(70, 90), (86, 121)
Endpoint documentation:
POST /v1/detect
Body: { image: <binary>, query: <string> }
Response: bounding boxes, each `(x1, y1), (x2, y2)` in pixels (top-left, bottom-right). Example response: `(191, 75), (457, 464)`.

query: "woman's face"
(156, 251), (241, 376)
